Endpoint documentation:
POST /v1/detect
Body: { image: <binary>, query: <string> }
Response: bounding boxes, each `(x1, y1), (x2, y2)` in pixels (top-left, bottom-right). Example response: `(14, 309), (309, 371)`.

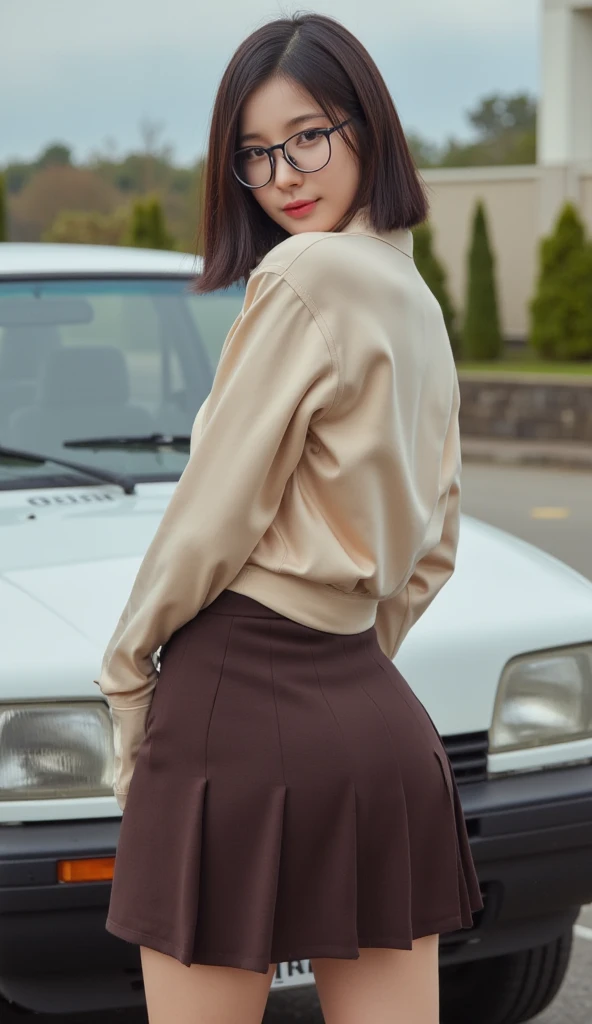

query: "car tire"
(439, 929), (573, 1024)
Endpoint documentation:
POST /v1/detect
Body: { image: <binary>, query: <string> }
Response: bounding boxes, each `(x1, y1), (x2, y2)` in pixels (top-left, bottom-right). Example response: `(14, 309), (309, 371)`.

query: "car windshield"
(0, 277), (244, 489)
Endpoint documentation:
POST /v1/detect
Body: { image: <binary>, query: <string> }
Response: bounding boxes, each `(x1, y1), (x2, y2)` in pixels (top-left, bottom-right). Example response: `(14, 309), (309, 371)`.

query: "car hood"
(1, 483), (592, 735)
(0, 483), (172, 660)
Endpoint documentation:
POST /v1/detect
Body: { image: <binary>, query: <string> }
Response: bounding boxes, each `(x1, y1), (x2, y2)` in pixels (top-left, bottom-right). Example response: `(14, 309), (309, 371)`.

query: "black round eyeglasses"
(232, 119), (352, 189)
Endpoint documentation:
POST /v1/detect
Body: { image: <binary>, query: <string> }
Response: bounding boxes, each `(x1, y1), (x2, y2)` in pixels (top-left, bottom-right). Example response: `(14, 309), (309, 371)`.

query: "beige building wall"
(419, 167), (540, 342)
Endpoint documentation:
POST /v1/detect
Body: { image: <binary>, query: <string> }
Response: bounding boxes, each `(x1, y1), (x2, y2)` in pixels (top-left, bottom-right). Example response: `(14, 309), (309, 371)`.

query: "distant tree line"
(406, 92), (536, 168)
(0, 119), (204, 252)
(0, 92), (534, 251)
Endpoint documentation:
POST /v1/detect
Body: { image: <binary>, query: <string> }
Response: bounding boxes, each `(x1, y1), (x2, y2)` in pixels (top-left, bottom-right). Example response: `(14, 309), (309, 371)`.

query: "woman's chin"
(283, 210), (338, 235)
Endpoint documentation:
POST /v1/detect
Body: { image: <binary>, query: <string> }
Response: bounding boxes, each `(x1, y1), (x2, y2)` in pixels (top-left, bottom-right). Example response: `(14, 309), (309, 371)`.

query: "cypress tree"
(462, 200), (503, 360)
(413, 221), (461, 360)
(124, 199), (150, 248)
(0, 173), (7, 242)
(123, 194), (174, 250)
(145, 195), (174, 250)
(529, 201), (592, 360)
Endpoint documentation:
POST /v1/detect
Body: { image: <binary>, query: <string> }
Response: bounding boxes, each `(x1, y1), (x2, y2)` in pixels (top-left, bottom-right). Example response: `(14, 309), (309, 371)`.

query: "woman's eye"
(244, 148), (265, 161)
(297, 130), (322, 144)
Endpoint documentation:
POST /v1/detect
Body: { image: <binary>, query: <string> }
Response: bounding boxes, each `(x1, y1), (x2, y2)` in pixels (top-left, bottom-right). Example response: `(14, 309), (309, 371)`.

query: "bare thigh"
(311, 934), (439, 1024)
(140, 945), (277, 1024)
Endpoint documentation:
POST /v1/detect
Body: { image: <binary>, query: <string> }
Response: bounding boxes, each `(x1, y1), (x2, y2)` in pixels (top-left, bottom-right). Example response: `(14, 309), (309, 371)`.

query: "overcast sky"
(1, 0), (540, 167)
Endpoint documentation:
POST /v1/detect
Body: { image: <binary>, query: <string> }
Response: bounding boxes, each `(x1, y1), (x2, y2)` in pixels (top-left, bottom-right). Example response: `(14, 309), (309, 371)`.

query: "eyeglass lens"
(234, 130), (331, 187)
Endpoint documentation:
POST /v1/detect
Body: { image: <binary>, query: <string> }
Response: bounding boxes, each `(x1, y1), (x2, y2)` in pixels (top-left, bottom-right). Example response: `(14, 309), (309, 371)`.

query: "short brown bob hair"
(195, 12), (429, 294)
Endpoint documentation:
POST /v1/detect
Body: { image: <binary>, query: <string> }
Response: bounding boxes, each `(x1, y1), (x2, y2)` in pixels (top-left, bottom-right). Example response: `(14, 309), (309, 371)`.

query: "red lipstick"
(283, 200), (318, 219)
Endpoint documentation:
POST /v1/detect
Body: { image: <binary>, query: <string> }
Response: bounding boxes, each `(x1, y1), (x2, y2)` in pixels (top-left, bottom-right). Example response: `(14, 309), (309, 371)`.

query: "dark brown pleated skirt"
(105, 589), (483, 973)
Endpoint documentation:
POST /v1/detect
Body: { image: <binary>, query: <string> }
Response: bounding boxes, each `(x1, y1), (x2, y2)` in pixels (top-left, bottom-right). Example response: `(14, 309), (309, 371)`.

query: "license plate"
(271, 958), (315, 989)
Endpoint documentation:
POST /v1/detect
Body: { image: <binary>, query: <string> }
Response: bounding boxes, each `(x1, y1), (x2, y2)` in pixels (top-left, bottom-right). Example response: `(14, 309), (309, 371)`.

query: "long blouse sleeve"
(94, 268), (338, 807)
(373, 375), (462, 662)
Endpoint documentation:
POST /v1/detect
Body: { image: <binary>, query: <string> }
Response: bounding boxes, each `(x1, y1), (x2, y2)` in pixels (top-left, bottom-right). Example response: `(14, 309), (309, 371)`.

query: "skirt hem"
(106, 911), (476, 974)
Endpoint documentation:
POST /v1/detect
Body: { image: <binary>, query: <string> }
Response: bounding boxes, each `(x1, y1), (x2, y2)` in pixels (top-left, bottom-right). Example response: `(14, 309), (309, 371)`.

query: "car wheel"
(439, 929), (573, 1024)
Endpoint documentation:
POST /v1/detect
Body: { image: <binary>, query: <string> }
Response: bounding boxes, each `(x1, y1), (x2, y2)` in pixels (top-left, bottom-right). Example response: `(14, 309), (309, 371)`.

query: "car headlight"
(490, 645), (592, 753)
(0, 703), (114, 800)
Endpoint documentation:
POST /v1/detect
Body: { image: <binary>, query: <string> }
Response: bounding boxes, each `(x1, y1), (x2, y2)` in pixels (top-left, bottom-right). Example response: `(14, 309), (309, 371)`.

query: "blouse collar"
(338, 208), (414, 259)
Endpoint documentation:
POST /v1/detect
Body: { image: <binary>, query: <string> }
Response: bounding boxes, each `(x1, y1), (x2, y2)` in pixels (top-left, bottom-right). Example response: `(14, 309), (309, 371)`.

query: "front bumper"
(1, 762), (592, 1014)
(442, 762), (592, 964)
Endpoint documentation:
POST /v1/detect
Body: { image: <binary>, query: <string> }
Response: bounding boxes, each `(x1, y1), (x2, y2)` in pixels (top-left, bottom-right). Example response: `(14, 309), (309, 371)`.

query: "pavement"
(460, 460), (592, 581)
(461, 436), (592, 471)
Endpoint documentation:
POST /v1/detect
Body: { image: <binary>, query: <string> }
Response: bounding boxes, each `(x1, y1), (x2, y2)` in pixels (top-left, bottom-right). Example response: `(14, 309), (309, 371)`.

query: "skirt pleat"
(105, 589), (483, 973)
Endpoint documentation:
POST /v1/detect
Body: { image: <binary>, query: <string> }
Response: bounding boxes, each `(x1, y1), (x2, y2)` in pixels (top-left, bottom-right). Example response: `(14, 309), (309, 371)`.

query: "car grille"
(442, 731), (488, 784)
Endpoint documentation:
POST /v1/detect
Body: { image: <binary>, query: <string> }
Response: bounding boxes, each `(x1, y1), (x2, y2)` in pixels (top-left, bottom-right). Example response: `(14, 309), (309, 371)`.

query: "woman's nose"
(273, 152), (304, 189)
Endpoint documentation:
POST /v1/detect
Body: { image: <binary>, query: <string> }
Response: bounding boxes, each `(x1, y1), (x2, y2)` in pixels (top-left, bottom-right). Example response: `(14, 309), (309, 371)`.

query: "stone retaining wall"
(458, 373), (592, 443)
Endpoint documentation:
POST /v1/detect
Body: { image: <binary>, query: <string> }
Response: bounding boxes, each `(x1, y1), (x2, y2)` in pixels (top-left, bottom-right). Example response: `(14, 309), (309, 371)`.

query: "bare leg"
(311, 934), (439, 1024)
(140, 945), (277, 1024)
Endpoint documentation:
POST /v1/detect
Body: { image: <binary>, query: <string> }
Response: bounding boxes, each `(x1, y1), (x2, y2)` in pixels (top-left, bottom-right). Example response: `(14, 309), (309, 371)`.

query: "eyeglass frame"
(232, 118), (353, 189)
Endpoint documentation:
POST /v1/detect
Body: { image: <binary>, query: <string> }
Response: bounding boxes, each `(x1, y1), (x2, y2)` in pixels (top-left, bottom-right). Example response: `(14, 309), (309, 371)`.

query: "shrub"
(529, 202), (592, 360)
(0, 173), (6, 242)
(42, 207), (130, 245)
(462, 200), (503, 360)
(123, 194), (175, 250)
(413, 221), (461, 360)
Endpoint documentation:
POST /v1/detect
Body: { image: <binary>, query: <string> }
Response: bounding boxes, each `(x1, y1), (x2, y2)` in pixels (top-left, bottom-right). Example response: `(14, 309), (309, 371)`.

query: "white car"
(1, 243), (591, 1022)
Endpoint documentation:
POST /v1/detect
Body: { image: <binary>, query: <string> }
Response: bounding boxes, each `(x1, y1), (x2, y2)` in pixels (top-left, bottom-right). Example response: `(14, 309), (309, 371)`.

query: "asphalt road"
(460, 461), (592, 583)
(2, 461), (590, 1023)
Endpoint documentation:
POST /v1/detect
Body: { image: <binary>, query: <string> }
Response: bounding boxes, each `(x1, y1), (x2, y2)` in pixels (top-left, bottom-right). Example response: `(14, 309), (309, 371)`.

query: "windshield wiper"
(0, 444), (136, 495)
(64, 433), (191, 451)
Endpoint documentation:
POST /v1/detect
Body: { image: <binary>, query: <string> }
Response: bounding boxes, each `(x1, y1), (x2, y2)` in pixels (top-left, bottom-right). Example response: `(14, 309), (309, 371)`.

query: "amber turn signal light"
(57, 858), (115, 882)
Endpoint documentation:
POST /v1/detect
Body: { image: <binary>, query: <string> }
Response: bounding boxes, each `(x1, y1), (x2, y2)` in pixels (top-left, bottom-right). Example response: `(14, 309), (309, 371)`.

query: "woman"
(96, 12), (483, 1023)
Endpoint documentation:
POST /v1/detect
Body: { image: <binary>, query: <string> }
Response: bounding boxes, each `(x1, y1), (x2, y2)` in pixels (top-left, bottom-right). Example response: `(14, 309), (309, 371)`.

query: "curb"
(461, 438), (592, 472)
(457, 370), (592, 387)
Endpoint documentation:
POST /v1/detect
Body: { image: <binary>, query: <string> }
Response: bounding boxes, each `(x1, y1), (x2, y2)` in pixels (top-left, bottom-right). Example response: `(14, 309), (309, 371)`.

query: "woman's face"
(237, 76), (361, 235)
